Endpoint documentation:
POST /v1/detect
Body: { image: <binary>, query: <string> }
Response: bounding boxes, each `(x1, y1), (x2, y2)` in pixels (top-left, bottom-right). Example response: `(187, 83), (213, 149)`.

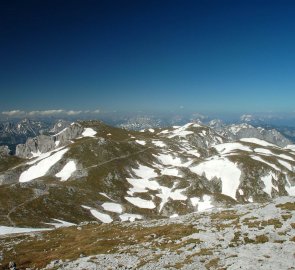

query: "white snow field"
(124, 196), (156, 209)
(135, 140), (146, 145)
(240, 138), (278, 148)
(82, 128), (97, 137)
(190, 195), (213, 211)
(82, 206), (113, 223)
(101, 202), (123, 214)
(19, 148), (69, 182)
(190, 157), (241, 199)
(0, 226), (50, 235)
(55, 160), (76, 181)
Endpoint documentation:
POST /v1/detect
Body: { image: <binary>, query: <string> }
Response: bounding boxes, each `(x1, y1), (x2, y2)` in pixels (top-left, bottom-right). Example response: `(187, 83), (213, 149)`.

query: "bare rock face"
(209, 121), (292, 147)
(15, 123), (84, 158)
(0, 145), (10, 156)
(54, 123), (84, 147)
(15, 135), (56, 158)
(50, 119), (71, 134)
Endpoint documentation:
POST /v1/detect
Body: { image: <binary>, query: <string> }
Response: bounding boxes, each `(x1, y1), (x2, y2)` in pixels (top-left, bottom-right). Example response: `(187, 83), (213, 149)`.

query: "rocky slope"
(0, 119), (71, 154)
(0, 196), (294, 270)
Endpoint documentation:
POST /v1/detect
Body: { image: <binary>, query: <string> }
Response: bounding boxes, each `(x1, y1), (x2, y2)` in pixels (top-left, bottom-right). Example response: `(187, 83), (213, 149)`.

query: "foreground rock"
(0, 197), (294, 270)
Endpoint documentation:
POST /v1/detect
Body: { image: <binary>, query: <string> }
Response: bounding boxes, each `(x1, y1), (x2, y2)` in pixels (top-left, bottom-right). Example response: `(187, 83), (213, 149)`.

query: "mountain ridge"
(0, 120), (294, 229)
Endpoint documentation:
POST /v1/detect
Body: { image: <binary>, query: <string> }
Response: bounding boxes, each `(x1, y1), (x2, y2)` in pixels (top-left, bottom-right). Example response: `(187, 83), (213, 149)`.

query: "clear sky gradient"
(1, 0), (295, 113)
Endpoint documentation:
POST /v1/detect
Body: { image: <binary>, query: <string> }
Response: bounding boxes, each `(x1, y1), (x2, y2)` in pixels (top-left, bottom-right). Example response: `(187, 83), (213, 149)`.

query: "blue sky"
(1, 0), (295, 114)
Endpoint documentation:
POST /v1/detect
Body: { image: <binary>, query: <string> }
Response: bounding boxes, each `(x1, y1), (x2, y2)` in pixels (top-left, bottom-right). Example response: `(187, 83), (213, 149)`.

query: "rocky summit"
(0, 120), (295, 269)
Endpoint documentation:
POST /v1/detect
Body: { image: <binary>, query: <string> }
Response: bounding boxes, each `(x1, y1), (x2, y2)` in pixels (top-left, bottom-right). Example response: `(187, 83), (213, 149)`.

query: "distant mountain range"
(1, 114), (295, 153)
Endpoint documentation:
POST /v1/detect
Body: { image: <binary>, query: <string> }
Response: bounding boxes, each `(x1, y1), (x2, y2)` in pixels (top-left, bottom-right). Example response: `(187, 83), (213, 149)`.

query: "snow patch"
(190, 195), (213, 211)
(82, 128), (97, 137)
(101, 202), (123, 213)
(156, 186), (187, 212)
(161, 168), (181, 177)
(135, 140), (146, 145)
(44, 219), (76, 228)
(99, 193), (115, 201)
(240, 138), (277, 148)
(261, 172), (278, 197)
(132, 165), (158, 179)
(186, 150), (200, 157)
(119, 213), (142, 222)
(285, 175), (295, 196)
(125, 197), (156, 209)
(0, 226), (50, 235)
(19, 148), (68, 182)
(82, 206), (113, 223)
(152, 140), (166, 148)
(55, 160), (76, 181)
(157, 154), (185, 167)
(214, 142), (252, 155)
(278, 159), (293, 171)
(190, 157), (241, 200)
(250, 155), (281, 171)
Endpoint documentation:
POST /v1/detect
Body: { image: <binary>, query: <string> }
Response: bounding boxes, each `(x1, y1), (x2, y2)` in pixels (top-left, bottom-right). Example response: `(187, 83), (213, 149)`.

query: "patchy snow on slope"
(148, 129), (155, 133)
(125, 196), (156, 209)
(190, 195), (213, 211)
(82, 206), (113, 223)
(214, 143), (252, 155)
(0, 226), (50, 235)
(99, 192), (115, 201)
(254, 148), (273, 155)
(278, 154), (294, 161)
(27, 148), (62, 165)
(161, 168), (181, 177)
(168, 123), (194, 138)
(31, 150), (42, 158)
(135, 140), (146, 145)
(190, 157), (241, 199)
(101, 202), (123, 213)
(278, 159), (293, 171)
(285, 176), (295, 196)
(54, 127), (68, 136)
(239, 189), (244, 195)
(126, 178), (159, 195)
(152, 140), (166, 148)
(240, 138), (277, 148)
(19, 148), (68, 182)
(186, 150), (200, 157)
(170, 214), (179, 218)
(132, 164), (158, 179)
(45, 219), (76, 228)
(159, 130), (169, 134)
(157, 154), (183, 167)
(82, 128), (97, 137)
(261, 173), (278, 197)
(169, 130), (193, 138)
(157, 186), (187, 212)
(127, 165), (159, 195)
(55, 160), (76, 181)
(119, 213), (142, 222)
(285, 145), (295, 151)
(250, 155), (281, 171)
